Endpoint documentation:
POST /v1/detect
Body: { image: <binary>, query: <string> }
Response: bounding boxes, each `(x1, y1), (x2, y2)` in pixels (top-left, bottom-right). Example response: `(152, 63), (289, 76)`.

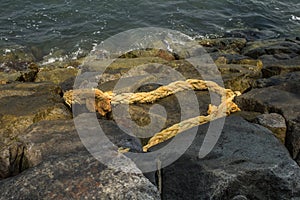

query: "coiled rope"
(63, 79), (241, 152)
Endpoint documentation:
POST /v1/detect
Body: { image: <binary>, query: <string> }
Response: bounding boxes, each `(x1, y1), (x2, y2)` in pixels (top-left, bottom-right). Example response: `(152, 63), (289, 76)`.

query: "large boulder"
(0, 82), (72, 179)
(254, 113), (287, 144)
(151, 116), (300, 199)
(19, 119), (84, 167)
(241, 38), (300, 78)
(0, 151), (160, 200)
(35, 67), (79, 91)
(0, 82), (71, 137)
(235, 72), (300, 164)
(0, 46), (35, 73)
(198, 38), (247, 54)
(218, 63), (262, 92)
(198, 38), (263, 93)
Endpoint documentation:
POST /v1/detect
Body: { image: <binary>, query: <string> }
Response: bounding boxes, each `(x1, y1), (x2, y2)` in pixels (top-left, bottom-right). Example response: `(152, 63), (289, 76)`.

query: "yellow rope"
(63, 79), (241, 152)
(111, 79), (229, 104)
(142, 95), (240, 152)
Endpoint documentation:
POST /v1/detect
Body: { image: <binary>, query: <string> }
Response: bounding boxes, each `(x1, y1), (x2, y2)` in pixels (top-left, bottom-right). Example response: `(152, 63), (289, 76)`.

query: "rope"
(142, 95), (240, 152)
(63, 79), (241, 152)
(111, 79), (230, 104)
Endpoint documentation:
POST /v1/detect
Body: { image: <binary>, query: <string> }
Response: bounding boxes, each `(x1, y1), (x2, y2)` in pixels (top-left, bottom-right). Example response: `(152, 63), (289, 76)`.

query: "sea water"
(0, 0), (299, 59)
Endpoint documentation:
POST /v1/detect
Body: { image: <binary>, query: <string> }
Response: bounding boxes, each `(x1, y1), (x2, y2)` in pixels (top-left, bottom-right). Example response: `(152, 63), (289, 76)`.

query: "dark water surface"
(0, 0), (300, 58)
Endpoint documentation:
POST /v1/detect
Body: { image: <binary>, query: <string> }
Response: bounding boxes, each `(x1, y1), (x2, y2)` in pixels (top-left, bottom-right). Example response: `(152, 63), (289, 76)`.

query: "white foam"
(291, 15), (300, 21)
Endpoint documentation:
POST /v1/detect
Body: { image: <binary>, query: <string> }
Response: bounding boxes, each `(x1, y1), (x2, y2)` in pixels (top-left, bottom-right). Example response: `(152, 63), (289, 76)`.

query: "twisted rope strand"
(63, 79), (241, 152)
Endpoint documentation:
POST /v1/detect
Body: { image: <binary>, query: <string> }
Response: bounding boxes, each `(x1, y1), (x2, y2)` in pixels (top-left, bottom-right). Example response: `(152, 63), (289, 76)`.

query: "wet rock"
(120, 49), (177, 61)
(224, 29), (278, 41)
(0, 71), (22, 83)
(19, 120), (84, 167)
(0, 46), (36, 73)
(151, 116), (300, 199)
(97, 117), (143, 152)
(0, 82), (72, 179)
(80, 44), (263, 95)
(256, 71), (300, 88)
(0, 142), (27, 179)
(35, 67), (78, 88)
(218, 63), (262, 92)
(0, 82), (71, 134)
(83, 57), (189, 85)
(231, 110), (262, 122)
(241, 39), (300, 78)
(198, 38), (247, 54)
(235, 72), (300, 162)
(15, 63), (39, 82)
(259, 55), (300, 78)
(183, 38), (263, 92)
(0, 63), (39, 83)
(242, 39), (300, 59)
(0, 151), (160, 200)
(254, 113), (287, 144)
(20, 116), (142, 165)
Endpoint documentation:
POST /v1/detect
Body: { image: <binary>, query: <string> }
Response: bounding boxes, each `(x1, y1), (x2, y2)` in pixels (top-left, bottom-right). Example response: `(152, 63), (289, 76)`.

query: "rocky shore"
(0, 36), (300, 199)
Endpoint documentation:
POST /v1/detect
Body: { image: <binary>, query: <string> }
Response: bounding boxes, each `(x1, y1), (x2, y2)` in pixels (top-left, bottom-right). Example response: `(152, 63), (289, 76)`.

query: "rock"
(224, 29), (278, 41)
(0, 142), (27, 179)
(0, 46), (36, 73)
(0, 82), (71, 135)
(97, 117), (143, 152)
(0, 151), (160, 200)
(35, 67), (79, 91)
(254, 113), (287, 144)
(120, 49), (177, 61)
(0, 71), (22, 83)
(19, 120), (84, 167)
(0, 63), (39, 83)
(196, 38), (263, 92)
(235, 72), (300, 163)
(242, 39), (300, 59)
(35, 68), (78, 84)
(0, 82), (72, 179)
(198, 38), (247, 54)
(20, 115), (143, 164)
(15, 63), (39, 82)
(1, 111), (143, 179)
(150, 116), (300, 199)
(231, 110), (262, 122)
(259, 55), (300, 78)
(241, 39), (300, 78)
(218, 63), (262, 92)
(256, 71), (300, 88)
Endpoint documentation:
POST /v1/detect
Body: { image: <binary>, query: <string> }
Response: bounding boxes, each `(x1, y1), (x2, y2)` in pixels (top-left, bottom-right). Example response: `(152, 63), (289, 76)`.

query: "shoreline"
(0, 35), (300, 199)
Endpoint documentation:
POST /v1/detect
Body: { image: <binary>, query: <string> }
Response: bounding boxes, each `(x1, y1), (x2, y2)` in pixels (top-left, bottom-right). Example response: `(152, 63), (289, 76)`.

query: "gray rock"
(0, 151), (160, 200)
(17, 114), (143, 168)
(255, 113), (287, 144)
(231, 110), (262, 122)
(0, 82), (72, 179)
(224, 29), (278, 41)
(235, 72), (300, 162)
(242, 39), (300, 59)
(241, 39), (300, 78)
(19, 120), (85, 167)
(256, 71), (300, 88)
(150, 116), (300, 199)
